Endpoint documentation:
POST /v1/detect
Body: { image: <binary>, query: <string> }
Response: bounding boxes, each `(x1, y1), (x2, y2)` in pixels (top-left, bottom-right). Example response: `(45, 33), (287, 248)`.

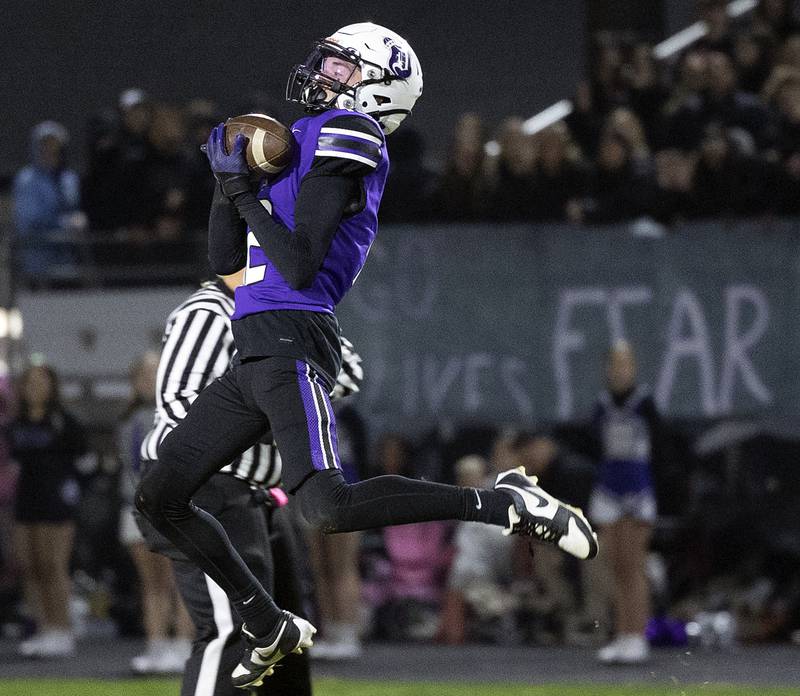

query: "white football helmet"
(286, 22), (423, 135)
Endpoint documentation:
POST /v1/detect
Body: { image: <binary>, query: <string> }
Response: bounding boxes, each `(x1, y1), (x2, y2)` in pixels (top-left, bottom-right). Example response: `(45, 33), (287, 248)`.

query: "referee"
(136, 270), (362, 696)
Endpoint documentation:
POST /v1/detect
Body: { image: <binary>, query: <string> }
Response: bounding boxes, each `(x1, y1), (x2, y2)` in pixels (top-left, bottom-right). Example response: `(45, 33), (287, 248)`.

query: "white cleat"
(494, 466), (599, 560)
(598, 634), (650, 664)
(311, 637), (363, 660)
(232, 612), (316, 689)
(18, 630), (76, 658)
(131, 640), (190, 674)
(597, 637), (623, 663)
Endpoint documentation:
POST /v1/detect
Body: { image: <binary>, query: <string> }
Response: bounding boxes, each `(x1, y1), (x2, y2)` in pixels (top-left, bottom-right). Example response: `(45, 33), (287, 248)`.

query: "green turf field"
(1, 679), (797, 696)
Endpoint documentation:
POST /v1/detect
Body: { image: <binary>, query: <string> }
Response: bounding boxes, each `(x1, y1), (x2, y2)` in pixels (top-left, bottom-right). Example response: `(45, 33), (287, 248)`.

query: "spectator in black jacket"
(625, 43), (670, 148)
(665, 52), (772, 150)
(431, 113), (491, 221)
(529, 123), (590, 223)
(705, 51), (774, 147)
(691, 122), (772, 218)
(487, 117), (538, 222)
(581, 129), (656, 225)
(662, 50), (710, 150)
(142, 105), (191, 246)
(83, 89), (156, 234)
(182, 99), (220, 233)
(652, 148), (697, 226)
(9, 363), (87, 658)
(379, 128), (437, 223)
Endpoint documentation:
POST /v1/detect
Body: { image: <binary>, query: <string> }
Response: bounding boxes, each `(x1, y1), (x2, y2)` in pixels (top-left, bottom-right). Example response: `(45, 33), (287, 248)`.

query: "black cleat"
(232, 611), (316, 689)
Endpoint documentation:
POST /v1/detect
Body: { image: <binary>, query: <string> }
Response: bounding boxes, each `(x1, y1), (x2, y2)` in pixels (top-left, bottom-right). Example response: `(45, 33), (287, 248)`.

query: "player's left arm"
(237, 173), (356, 290)
(210, 115), (383, 289)
(208, 182), (248, 275)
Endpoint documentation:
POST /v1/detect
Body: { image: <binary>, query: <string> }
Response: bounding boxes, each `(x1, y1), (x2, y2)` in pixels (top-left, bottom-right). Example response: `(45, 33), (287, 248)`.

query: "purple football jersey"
(232, 109), (388, 320)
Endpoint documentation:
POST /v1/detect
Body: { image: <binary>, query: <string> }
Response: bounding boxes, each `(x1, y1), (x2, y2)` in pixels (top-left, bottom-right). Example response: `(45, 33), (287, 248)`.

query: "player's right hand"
(206, 124), (251, 197)
(206, 123), (249, 176)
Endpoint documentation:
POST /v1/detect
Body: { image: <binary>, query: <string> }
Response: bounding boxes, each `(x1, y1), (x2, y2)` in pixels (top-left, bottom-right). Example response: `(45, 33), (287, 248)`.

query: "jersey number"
(244, 199), (272, 285)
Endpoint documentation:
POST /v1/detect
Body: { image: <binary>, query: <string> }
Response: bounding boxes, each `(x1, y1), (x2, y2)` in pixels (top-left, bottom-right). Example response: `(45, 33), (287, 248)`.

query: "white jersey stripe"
(311, 377), (338, 469)
(319, 126), (383, 145)
(305, 363), (331, 469)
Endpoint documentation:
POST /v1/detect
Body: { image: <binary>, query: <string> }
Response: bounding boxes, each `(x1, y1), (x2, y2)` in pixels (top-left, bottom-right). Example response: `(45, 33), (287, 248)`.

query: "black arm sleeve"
(229, 175), (359, 290)
(208, 183), (248, 275)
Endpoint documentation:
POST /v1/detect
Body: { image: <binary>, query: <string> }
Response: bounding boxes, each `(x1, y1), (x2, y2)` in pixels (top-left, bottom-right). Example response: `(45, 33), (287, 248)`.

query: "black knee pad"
(135, 458), (185, 527)
(298, 491), (338, 532)
(296, 469), (348, 533)
(134, 471), (161, 524)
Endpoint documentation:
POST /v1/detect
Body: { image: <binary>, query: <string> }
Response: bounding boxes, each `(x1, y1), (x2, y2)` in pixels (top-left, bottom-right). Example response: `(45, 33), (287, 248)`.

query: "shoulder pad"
(315, 113), (384, 170)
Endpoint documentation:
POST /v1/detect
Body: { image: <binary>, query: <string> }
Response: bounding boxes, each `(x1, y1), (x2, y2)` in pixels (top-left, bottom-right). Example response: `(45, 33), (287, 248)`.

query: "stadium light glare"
(652, 21), (707, 60)
(9, 308), (23, 339)
(653, 0), (756, 60)
(521, 100), (574, 137)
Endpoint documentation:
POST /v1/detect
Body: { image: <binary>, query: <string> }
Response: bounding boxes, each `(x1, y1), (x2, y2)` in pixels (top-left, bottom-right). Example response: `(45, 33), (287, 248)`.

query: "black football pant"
(136, 356), (504, 637)
(148, 476), (311, 696)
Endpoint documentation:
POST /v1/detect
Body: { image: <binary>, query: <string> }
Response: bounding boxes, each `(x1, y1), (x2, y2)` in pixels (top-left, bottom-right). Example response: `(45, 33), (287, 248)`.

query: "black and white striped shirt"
(140, 280), (362, 487)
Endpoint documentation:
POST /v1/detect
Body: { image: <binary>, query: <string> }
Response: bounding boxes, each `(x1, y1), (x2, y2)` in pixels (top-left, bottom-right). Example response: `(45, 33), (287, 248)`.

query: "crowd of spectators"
(411, 0), (800, 226)
(10, 1), (800, 288)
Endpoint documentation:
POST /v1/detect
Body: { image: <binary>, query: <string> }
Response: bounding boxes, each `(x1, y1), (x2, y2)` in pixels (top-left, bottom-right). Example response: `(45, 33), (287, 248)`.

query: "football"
(224, 113), (294, 175)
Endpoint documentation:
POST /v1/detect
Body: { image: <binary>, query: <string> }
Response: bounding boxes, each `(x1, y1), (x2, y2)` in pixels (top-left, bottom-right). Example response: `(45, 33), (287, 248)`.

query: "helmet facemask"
(287, 39), (399, 114)
(287, 40), (359, 111)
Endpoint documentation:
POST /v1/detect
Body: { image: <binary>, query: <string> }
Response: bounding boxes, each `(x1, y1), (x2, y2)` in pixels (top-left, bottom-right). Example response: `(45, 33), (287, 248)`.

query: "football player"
(136, 22), (598, 690)
(136, 270), (363, 695)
